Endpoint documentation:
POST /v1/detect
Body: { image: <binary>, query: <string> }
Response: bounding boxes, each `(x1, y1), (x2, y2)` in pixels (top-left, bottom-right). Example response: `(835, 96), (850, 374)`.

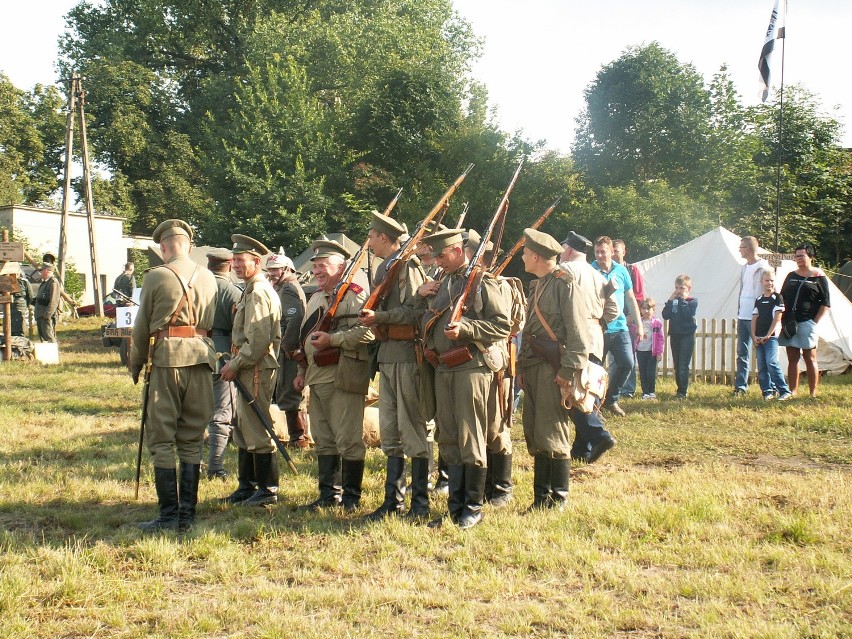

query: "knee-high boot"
(302, 455), (342, 510)
(139, 466), (180, 532)
(341, 458), (365, 511)
(486, 453), (513, 507)
(178, 462), (200, 530)
(528, 453), (552, 511)
(550, 457), (570, 511)
(405, 457), (431, 520)
(240, 452), (279, 506)
(221, 447), (256, 504)
(364, 456), (406, 521)
(458, 464), (487, 530)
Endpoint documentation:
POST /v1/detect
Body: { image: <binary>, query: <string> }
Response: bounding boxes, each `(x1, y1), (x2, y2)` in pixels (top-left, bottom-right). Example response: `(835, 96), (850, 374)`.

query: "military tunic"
(300, 285), (373, 460)
(372, 252), (429, 459)
(209, 272), (242, 445)
(273, 276), (307, 412)
(130, 255), (218, 467)
(519, 268), (591, 458)
(229, 272), (282, 454)
(34, 276), (61, 343)
(421, 267), (512, 467)
(11, 276), (34, 337)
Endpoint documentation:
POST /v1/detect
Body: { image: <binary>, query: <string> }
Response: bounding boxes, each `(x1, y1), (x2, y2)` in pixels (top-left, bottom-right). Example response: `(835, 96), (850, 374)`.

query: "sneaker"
(641, 394), (651, 400)
(777, 392), (793, 401)
(732, 389), (746, 397)
(648, 393), (656, 399)
(674, 393), (687, 400)
(763, 392), (776, 401)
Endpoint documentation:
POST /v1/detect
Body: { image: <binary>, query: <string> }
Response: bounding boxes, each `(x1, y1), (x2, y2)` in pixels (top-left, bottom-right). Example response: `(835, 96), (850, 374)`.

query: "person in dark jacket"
(661, 274), (698, 400)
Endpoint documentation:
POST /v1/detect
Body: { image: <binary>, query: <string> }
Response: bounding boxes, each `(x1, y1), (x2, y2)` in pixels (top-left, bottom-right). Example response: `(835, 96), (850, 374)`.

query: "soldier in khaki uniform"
(219, 235), (282, 506)
(34, 263), (62, 342)
(129, 219), (218, 531)
(359, 212), (430, 520)
(559, 232), (618, 464)
(464, 229), (519, 507)
(295, 239), (374, 511)
(419, 228), (512, 529)
(518, 229), (591, 511)
(266, 251), (309, 448)
(205, 248), (242, 480)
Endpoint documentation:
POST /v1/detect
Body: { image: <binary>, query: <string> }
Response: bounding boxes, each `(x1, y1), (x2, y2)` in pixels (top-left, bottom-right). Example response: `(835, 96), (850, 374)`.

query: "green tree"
(573, 42), (712, 189)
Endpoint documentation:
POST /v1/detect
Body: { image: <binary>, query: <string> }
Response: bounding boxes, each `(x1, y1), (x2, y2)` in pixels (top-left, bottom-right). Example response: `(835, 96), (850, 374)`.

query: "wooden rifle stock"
(454, 202), (469, 229)
(361, 164), (474, 313)
(491, 195), (561, 277)
(446, 160), (523, 327)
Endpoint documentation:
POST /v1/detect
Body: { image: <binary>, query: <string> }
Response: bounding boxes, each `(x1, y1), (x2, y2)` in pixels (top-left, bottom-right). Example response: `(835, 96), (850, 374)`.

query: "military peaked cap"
(266, 251), (295, 270)
(39, 262), (55, 272)
(424, 228), (464, 258)
(311, 237), (351, 261)
(153, 219), (193, 244)
(524, 228), (563, 259)
(561, 230), (592, 252)
(231, 234), (270, 257)
(369, 210), (406, 240)
(206, 247), (233, 261)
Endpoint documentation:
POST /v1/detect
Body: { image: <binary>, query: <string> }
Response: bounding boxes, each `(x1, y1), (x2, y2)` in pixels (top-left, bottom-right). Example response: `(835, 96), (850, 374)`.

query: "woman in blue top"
(778, 243), (831, 398)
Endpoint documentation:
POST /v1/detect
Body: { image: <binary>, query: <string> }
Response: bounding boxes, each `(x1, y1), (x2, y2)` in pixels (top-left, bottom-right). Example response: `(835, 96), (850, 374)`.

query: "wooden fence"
(658, 318), (757, 385)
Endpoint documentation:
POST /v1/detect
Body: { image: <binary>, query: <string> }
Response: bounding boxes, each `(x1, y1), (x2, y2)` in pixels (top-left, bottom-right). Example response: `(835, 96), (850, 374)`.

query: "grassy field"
(1, 318), (850, 638)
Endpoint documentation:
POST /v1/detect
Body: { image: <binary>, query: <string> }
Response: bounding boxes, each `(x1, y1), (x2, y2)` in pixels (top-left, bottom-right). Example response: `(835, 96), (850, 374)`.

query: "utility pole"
(58, 73), (103, 317)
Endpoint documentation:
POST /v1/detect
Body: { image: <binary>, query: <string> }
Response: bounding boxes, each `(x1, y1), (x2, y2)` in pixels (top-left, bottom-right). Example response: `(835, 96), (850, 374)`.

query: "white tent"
(633, 227), (852, 375)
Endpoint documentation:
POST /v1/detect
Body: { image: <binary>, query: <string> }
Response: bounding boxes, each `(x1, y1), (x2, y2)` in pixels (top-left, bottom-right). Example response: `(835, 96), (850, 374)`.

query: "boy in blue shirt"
(751, 270), (792, 401)
(661, 275), (698, 399)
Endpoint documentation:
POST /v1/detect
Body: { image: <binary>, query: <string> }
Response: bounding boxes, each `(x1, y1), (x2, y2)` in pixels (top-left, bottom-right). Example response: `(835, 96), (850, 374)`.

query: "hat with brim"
(206, 247), (233, 261)
(311, 238), (351, 261)
(524, 228), (563, 259)
(369, 210), (406, 241)
(153, 219), (194, 244)
(561, 230), (592, 252)
(231, 234), (270, 257)
(424, 228), (464, 259)
(465, 229), (497, 255)
(39, 262), (55, 272)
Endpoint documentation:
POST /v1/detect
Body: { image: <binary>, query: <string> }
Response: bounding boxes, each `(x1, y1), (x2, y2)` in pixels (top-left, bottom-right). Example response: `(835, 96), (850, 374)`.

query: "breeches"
(145, 364), (214, 468)
(231, 367), (277, 454)
(378, 361), (429, 459)
(434, 367), (492, 467)
(309, 381), (366, 460)
(521, 361), (572, 458)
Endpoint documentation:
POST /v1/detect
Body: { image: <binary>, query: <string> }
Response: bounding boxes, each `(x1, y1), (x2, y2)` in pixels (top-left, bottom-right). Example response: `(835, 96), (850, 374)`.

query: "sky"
(2, 0), (850, 151)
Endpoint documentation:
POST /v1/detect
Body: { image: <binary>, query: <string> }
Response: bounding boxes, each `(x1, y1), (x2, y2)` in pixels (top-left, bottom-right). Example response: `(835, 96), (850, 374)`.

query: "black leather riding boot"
(302, 455), (342, 510)
(139, 466), (179, 532)
(486, 453), (513, 507)
(341, 458), (365, 511)
(177, 462), (200, 531)
(405, 457), (431, 520)
(221, 447), (257, 504)
(457, 464), (487, 530)
(550, 457), (570, 511)
(240, 452), (279, 506)
(365, 456), (406, 521)
(529, 453), (552, 510)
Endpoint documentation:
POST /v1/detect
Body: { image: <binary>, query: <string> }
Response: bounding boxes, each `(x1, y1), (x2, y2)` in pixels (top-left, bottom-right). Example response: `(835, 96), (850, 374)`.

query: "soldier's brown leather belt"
(375, 324), (417, 342)
(153, 326), (209, 339)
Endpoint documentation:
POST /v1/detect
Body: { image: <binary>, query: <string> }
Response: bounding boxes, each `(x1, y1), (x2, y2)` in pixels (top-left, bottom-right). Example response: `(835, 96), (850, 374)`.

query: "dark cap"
(153, 219), (193, 244)
(424, 228), (464, 258)
(311, 237), (351, 261)
(561, 231), (592, 252)
(369, 210), (406, 241)
(231, 234), (270, 257)
(524, 228), (563, 259)
(206, 247), (233, 261)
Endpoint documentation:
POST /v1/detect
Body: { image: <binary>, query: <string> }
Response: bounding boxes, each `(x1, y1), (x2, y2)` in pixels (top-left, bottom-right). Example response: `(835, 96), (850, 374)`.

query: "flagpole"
(773, 3), (786, 253)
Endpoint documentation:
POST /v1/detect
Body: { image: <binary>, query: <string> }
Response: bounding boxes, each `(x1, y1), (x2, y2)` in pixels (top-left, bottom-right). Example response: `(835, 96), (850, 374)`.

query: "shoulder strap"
(164, 264), (199, 326)
(532, 276), (558, 342)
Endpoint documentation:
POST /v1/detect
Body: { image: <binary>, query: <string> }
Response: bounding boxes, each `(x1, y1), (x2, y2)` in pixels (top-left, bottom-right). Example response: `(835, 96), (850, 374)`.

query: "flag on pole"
(758, 0), (786, 102)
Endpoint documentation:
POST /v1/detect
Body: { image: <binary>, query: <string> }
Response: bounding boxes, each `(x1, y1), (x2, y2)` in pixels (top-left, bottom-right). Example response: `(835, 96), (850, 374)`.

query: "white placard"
(115, 306), (138, 328)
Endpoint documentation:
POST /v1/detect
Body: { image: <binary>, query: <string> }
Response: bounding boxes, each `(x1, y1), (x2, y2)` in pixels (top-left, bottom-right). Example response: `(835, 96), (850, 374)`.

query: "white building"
(0, 205), (154, 305)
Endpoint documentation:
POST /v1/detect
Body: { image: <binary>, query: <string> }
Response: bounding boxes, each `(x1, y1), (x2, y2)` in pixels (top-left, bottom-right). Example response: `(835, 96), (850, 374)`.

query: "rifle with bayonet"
(445, 160), (523, 329)
(360, 164), (475, 314)
(454, 202), (469, 229)
(297, 189), (403, 365)
(491, 196), (561, 277)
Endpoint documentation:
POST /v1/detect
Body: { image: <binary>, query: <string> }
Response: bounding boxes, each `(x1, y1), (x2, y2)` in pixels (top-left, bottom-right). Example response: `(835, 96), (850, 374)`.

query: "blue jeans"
(569, 399), (613, 460)
(735, 319), (752, 391)
(756, 337), (791, 396)
(603, 330), (633, 404)
(636, 350), (658, 395)
(670, 333), (695, 396)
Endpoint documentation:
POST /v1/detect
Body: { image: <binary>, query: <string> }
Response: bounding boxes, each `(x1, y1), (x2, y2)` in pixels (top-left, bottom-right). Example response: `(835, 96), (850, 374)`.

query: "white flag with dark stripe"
(758, 0), (786, 102)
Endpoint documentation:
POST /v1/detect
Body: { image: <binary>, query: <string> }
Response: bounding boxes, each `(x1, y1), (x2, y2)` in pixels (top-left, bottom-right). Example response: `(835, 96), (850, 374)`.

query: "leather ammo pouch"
(387, 324), (416, 341)
(529, 335), (563, 375)
(438, 345), (474, 368)
(422, 347), (440, 368)
(314, 347), (341, 367)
